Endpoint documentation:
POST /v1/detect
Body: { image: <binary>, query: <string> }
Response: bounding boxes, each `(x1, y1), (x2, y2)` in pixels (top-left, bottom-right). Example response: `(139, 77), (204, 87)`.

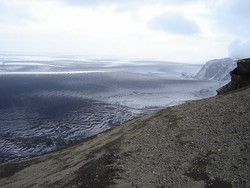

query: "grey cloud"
(229, 40), (250, 59)
(215, 0), (250, 37)
(150, 12), (200, 36)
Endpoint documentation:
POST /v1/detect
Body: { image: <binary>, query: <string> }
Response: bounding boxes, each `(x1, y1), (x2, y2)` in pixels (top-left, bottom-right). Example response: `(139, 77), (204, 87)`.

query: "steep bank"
(0, 87), (250, 188)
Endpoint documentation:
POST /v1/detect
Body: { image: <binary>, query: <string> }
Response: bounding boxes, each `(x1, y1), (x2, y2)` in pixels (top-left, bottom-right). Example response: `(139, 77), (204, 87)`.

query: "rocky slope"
(0, 86), (249, 187)
(195, 58), (236, 81)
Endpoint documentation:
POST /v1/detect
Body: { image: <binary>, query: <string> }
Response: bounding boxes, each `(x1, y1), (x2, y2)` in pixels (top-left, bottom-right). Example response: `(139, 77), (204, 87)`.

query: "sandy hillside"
(0, 87), (250, 188)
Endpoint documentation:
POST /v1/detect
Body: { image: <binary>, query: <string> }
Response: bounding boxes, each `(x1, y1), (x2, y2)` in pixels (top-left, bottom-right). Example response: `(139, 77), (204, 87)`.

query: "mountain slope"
(195, 58), (237, 81)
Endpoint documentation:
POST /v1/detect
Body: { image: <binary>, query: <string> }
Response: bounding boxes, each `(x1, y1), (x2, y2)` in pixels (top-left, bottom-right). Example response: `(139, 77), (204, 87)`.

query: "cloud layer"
(229, 40), (250, 59)
(215, 0), (250, 37)
(63, 0), (207, 6)
(150, 12), (200, 36)
(0, 0), (249, 63)
(0, 1), (34, 23)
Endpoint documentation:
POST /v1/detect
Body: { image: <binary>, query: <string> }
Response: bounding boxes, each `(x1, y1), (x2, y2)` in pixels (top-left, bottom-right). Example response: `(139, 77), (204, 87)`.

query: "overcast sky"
(0, 0), (249, 63)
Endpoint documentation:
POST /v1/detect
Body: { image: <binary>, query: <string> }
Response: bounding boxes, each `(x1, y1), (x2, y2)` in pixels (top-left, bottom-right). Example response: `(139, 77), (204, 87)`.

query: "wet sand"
(0, 87), (250, 188)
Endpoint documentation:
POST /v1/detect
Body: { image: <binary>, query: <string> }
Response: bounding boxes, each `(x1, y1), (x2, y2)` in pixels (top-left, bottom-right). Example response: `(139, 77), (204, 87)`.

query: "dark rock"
(217, 58), (250, 95)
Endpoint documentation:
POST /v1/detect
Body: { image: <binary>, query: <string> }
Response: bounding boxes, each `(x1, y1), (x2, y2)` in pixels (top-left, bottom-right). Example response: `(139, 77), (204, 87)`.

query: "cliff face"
(195, 58), (236, 81)
(217, 58), (250, 94)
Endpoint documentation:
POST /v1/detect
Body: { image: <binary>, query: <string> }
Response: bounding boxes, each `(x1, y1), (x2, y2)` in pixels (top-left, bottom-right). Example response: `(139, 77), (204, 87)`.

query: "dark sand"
(0, 87), (249, 188)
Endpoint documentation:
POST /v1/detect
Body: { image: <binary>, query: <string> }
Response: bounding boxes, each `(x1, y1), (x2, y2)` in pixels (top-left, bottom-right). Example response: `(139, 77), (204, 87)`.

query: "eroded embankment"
(0, 87), (250, 188)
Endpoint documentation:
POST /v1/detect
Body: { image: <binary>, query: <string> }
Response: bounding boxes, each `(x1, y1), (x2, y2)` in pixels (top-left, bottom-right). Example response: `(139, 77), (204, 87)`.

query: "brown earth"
(0, 87), (250, 188)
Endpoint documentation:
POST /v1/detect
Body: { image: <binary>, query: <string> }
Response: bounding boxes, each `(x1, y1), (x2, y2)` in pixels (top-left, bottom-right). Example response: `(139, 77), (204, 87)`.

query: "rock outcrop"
(217, 58), (250, 94)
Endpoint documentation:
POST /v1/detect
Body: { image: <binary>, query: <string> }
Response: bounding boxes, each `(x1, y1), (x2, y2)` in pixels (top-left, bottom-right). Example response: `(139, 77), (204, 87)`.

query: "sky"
(0, 0), (249, 63)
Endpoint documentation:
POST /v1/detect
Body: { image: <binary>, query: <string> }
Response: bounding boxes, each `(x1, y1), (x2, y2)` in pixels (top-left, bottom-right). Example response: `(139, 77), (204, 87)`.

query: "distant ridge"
(195, 58), (236, 81)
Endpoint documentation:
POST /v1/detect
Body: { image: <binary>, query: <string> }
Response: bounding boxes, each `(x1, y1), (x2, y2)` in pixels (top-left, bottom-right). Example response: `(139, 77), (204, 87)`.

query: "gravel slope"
(0, 87), (249, 188)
